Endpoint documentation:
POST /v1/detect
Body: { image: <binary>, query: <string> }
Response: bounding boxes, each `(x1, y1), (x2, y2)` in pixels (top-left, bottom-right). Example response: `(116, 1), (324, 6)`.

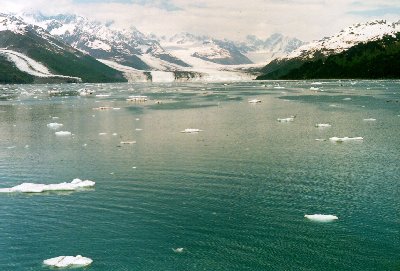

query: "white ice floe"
(172, 248), (184, 253)
(310, 87), (320, 91)
(0, 178), (95, 193)
(180, 128), (202, 133)
(55, 131), (72, 136)
(127, 95), (148, 102)
(277, 116), (296, 122)
(120, 141), (136, 144)
(43, 255), (93, 268)
(305, 214), (338, 222)
(79, 89), (95, 96)
(248, 99), (261, 103)
(47, 122), (63, 129)
(315, 123), (331, 128)
(343, 97), (352, 101)
(363, 118), (376, 121)
(329, 136), (363, 142)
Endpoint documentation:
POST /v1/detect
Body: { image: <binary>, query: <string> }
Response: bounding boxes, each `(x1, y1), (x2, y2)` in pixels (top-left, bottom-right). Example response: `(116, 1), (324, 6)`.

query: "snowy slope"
(22, 13), (189, 70)
(286, 20), (400, 59)
(160, 33), (252, 65)
(239, 34), (306, 64)
(0, 49), (81, 80)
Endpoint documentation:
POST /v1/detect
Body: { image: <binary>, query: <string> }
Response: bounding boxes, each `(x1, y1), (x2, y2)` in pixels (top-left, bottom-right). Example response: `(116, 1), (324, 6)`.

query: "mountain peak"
(286, 19), (400, 59)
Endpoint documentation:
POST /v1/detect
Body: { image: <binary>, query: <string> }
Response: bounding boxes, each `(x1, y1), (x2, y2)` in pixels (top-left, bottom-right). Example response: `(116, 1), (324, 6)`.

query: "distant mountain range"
(257, 20), (400, 80)
(0, 12), (304, 83)
(2, 11), (398, 83)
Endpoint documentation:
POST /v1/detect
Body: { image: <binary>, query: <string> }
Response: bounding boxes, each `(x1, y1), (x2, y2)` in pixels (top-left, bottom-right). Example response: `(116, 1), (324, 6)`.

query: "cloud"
(2, 0), (400, 42)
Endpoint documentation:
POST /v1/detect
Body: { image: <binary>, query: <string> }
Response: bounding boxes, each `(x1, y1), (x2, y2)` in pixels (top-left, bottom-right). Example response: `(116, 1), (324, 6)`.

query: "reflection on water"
(0, 80), (399, 270)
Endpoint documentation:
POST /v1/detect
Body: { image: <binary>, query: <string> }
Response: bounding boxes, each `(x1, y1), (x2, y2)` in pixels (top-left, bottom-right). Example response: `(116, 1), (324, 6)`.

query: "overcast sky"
(3, 0), (400, 42)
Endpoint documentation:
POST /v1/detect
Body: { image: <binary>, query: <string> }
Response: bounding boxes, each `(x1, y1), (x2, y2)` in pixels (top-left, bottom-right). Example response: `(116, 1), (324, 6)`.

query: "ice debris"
(248, 99), (261, 103)
(55, 131), (72, 136)
(172, 248), (184, 253)
(43, 255), (93, 268)
(315, 123), (331, 128)
(47, 122), (63, 129)
(305, 214), (338, 222)
(277, 116), (296, 122)
(180, 128), (202, 133)
(120, 141), (136, 144)
(363, 118), (376, 121)
(0, 178), (95, 193)
(329, 137), (363, 142)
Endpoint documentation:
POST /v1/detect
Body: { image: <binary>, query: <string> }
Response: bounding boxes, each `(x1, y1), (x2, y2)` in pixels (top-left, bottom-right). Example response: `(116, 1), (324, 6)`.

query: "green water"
(0, 80), (399, 270)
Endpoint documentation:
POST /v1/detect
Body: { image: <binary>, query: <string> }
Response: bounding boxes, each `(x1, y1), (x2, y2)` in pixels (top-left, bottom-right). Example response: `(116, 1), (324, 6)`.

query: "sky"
(2, 0), (400, 42)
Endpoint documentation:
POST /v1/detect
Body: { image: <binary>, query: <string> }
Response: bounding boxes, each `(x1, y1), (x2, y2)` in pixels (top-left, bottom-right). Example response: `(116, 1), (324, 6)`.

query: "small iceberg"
(126, 95), (148, 102)
(55, 131), (72, 136)
(0, 178), (95, 193)
(79, 89), (95, 96)
(277, 116), (296, 122)
(180, 128), (202, 133)
(43, 255), (93, 268)
(329, 136), (363, 142)
(120, 141), (136, 144)
(93, 106), (113, 110)
(305, 214), (338, 222)
(172, 248), (184, 253)
(310, 87), (319, 91)
(343, 97), (352, 101)
(248, 99), (261, 103)
(315, 123), (331, 128)
(363, 118), (376, 121)
(47, 122), (63, 129)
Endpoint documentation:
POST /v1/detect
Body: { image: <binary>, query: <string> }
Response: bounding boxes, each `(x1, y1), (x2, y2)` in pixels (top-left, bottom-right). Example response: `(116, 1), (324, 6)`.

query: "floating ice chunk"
(315, 139), (326, 141)
(96, 94), (110, 97)
(315, 123), (331, 128)
(274, 86), (285, 89)
(55, 131), (72, 136)
(120, 141), (136, 144)
(310, 87), (319, 91)
(329, 136), (363, 142)
(79, 89), (95, 96)
(311, 82), (323, 85)
(47, 122), (63, 129)
(363, 118), (376, 121)
(305, 214), (338, 222)
(0, 178), (95, 193)
(93, 106), (113, 110)
(248, 99), (261, 103)
(172, 248), (184, 253)
(43, 255), (93, 268)
(343, 97), (352, 101)
(127, 95), (147, 102)
(180, 128), (202, 133)
(99, 132), (107, 136)
(112, 133), (118, 136)
(277, 116), (296, 122)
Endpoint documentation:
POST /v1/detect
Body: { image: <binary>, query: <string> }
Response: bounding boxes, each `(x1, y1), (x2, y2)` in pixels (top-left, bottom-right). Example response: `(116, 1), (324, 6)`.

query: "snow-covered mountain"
(0, 13), (126, 83)
(285, 19), (400, 59)
(22, 12), (190, 71)
(158, 32), (253, 66)
(238, 33), (306, 63)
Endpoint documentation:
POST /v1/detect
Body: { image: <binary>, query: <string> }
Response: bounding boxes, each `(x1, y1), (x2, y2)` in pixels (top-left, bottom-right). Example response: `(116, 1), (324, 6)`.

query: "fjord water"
(0, 81), (399, 270)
